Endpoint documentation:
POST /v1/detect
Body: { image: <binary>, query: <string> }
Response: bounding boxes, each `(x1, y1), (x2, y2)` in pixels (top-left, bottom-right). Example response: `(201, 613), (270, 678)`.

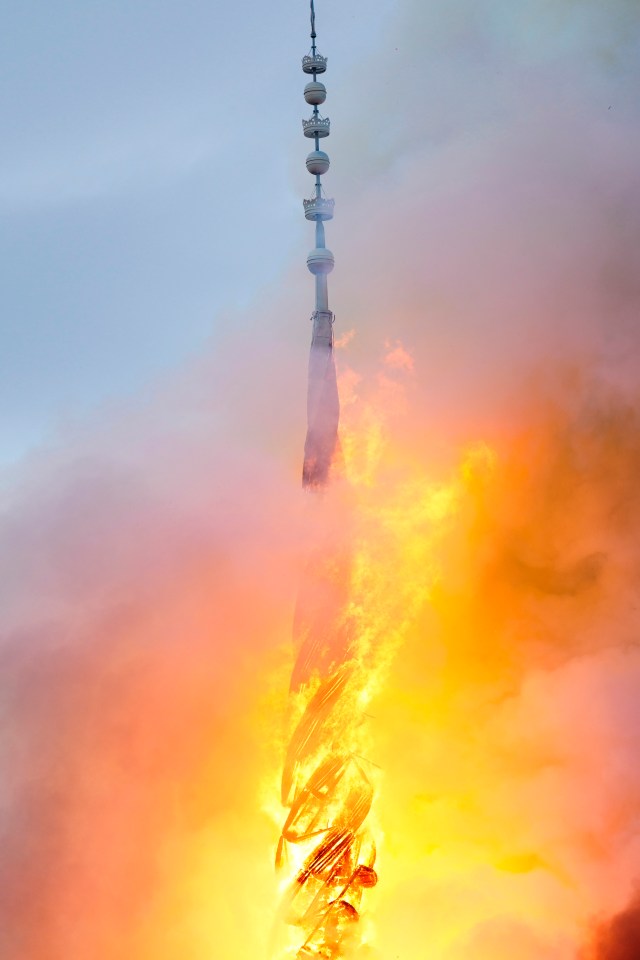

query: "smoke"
(583, 891), (640, 960)
(329, 0), (640, 424)
(1, 0), (639, 957)
(0, 396), (302, 959)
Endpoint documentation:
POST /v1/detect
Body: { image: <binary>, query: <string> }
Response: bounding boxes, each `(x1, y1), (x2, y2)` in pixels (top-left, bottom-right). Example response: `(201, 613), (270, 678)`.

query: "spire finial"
(300, 0), (338, 487)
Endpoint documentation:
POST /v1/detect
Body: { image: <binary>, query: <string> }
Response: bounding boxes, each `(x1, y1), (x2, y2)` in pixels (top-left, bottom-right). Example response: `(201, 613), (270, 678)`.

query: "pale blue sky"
(0, 0), (396, 464)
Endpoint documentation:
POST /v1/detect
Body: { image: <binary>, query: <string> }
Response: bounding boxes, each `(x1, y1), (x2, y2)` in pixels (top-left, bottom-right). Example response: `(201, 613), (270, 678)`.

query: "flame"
(4, 348), (638, 960)
(269, 351), (640, 960)
(271, 350), (501, 959)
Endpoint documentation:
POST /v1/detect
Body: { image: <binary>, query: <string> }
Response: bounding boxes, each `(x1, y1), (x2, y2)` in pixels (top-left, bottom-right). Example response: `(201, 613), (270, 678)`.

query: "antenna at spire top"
(310, 0), (316, 39)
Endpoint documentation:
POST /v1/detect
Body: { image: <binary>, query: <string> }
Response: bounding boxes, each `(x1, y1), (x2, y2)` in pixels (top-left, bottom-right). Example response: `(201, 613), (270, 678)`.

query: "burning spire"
(301, 0), (339, 489)
(274, 6), (378, 959)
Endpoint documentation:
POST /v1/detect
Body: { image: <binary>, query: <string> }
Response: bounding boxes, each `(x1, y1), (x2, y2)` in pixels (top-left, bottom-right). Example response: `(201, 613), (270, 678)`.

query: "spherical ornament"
(304, 81), (326, 105)
(307, 247), (335, 275)
(306, 150), (330, 175)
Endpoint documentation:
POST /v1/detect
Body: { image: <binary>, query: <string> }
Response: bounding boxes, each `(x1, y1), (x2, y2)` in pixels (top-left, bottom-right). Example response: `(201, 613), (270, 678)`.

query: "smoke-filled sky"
(2, 1), (640, 959)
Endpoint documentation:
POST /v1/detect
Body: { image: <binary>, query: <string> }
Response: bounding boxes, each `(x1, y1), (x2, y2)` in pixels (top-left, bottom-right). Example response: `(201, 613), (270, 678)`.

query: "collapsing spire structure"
(301, 0), (339, 488)
(274, 7), (379, 960)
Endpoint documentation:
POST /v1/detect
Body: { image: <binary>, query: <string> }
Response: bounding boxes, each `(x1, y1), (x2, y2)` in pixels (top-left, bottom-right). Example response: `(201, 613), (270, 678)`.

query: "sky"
(3, 0), (638, 467)
(0, 0), (395, 464)
(2, 2), (640, 959)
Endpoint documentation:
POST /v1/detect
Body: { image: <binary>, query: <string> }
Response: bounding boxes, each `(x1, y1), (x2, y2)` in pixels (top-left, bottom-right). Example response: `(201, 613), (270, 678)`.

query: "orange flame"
(5, 349), (638, 960)
(267, 349), (640, 960)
